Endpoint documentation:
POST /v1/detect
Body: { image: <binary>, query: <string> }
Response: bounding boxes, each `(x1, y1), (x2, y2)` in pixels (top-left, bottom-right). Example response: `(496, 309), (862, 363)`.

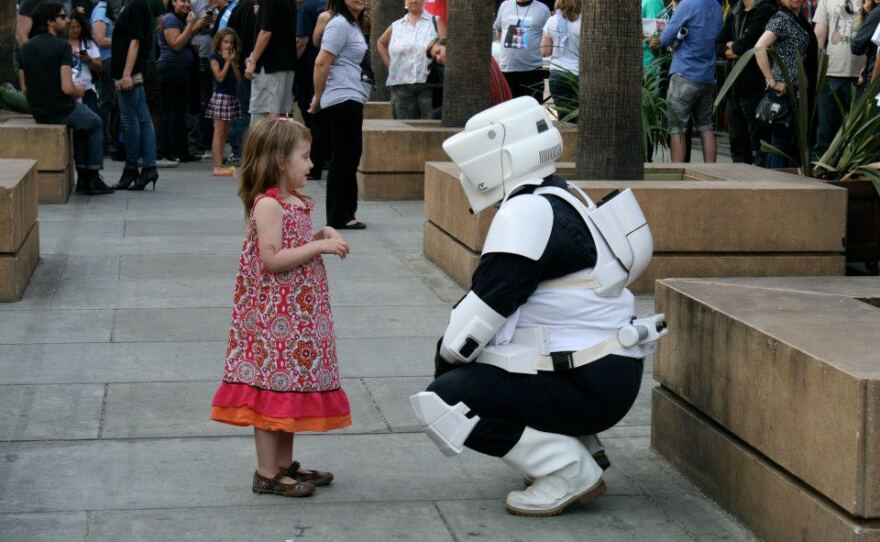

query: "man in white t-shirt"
(493, 0), (551, 101)
(813, 0), (866, 156)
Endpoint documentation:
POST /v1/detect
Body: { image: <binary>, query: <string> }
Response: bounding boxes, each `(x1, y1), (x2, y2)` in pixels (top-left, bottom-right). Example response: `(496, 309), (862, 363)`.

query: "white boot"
(502, 427), (605, 517)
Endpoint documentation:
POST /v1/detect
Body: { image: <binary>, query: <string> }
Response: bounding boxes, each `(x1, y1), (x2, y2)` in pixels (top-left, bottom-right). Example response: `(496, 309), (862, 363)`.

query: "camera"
(205, 8), (216, 16)
(79, 49), (88, 55)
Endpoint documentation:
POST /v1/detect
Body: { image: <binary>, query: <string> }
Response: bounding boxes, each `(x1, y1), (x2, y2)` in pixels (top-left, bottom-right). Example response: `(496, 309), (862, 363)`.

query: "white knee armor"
(410, 391), (480, 456)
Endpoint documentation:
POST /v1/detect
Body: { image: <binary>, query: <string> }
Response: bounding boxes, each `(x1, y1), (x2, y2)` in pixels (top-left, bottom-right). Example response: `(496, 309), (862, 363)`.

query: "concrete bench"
(652, 277), (880, 541)
(424, 162), (847, 293)
(0, 159), (40, 301)
(357, 119), (578, 200)
(363, 101), (393, 120)
(0, 117), (74, 204)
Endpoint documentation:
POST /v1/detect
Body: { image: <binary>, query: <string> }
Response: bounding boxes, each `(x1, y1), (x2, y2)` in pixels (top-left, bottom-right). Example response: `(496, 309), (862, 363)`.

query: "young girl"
(206, 28), (243, 176)
(211, 118), (352, 498)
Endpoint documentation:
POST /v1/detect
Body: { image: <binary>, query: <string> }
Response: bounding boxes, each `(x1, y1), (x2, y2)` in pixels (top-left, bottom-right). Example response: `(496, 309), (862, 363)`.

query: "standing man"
(660, 0), (723, 163)
(227, 0), (257, 161)
(813, 0), (864, 157)
(18, 2), (114, 195)
(296, 0), (327, 178)
(245, 0), (297, 120)
(716, 0), (776, 165)
(111, 0), (160, 190)
(493, 0), (551, 100)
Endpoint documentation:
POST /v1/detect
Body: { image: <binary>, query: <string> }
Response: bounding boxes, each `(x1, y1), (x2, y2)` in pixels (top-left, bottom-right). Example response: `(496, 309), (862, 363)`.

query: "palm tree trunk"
(369, 0), (403, 101)
(1, 0), (16, 84)
(441, 1), (494, 127)
(576, 0), (644, 180)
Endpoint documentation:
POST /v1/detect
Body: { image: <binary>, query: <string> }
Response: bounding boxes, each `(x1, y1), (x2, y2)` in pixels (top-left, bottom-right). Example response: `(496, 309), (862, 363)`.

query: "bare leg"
(277, 431), (294, 470)
(254, 428), (295, 482)
(700, 129), (717, 163)
(670, 133), (687, 162)
(212, 120), (227, 169)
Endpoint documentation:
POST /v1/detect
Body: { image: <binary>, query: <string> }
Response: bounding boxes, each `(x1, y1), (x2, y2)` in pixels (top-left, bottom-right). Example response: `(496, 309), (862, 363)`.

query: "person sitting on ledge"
(17, 1), (115, 195)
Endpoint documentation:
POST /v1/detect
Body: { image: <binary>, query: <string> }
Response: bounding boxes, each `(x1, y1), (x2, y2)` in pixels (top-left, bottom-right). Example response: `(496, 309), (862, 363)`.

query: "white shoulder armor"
(482, 194), (554, 261)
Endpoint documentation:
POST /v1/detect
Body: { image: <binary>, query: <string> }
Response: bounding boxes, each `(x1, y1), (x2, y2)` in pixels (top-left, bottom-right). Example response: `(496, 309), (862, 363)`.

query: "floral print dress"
(211, 188), (351, 432)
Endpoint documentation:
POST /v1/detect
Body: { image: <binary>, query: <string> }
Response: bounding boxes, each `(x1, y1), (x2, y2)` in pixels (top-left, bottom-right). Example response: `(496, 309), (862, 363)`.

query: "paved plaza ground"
(0, 158), (756, 541)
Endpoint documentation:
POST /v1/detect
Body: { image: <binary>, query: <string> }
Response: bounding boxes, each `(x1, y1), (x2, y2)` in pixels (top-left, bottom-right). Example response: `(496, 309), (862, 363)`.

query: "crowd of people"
(8, 0), (880, 200)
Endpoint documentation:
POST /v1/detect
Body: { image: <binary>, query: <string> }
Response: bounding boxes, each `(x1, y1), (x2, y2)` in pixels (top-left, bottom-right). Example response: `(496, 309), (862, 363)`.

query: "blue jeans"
(117, 84), (157, 168)
(60, 102), (104, 170)
(229, 78), (251, 156)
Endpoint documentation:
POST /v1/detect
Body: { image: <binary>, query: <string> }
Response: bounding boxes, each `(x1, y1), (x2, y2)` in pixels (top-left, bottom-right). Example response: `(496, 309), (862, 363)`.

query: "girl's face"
(68, 18), (81, 39)
(405, 0), (424, 13)
(431, 44), (446, 65)
(173, 0), (192, 16)
(221, 34), (235, 53)
(282, 140), (313, 190)
(862, 0), (878, 14)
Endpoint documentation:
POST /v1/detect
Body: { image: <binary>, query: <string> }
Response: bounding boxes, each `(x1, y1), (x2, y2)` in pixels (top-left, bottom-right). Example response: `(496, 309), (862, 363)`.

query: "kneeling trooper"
(410, 97), (667, 517)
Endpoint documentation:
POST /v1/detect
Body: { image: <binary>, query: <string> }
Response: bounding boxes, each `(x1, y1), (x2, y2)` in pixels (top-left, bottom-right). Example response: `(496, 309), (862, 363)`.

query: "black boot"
(75, 168), (88, 194)
(116, 167), (140, 190)
(130, 166), (158, 191)
(84, 170), (115, 195)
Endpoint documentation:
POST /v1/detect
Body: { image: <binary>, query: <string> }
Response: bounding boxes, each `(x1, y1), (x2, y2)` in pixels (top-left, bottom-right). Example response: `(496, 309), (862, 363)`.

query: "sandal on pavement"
(212, 167), (235, 177)
(285, 461), (334, 487)
(338, 221), (366, 230)
(252, 470), (315, 497)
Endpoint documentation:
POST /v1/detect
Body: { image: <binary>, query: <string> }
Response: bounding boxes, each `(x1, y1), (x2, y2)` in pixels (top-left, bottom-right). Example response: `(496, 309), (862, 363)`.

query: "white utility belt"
(475, 314), (667, 375)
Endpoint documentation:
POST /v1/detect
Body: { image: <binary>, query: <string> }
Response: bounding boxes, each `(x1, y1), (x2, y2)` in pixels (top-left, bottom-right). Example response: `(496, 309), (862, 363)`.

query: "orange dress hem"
(211, 406), (352, 432)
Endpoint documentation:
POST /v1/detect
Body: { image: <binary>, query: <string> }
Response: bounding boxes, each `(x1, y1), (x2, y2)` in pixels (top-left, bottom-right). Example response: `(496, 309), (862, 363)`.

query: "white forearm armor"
(439, 291), (507, 364)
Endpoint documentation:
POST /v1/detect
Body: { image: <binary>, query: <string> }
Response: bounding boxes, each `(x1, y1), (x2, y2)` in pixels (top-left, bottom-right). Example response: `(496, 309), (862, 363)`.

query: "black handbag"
(756, 89), (792, 127)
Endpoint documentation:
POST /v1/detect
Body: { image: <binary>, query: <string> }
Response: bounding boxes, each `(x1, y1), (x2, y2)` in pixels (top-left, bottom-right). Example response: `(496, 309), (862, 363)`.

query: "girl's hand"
(314, 226), (341, 241)
(186, 11), (197, 26)
(317, 237), (349, 259)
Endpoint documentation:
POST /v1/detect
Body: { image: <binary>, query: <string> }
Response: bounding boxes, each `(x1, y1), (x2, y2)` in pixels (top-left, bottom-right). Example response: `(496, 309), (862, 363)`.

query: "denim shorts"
(666, 73), (715, 134)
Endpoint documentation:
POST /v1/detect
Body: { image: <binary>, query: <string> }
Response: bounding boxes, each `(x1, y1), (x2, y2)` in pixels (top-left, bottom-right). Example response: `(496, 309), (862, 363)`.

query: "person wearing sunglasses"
(813, 0), (865, 157)
(17, 2), (115, 195)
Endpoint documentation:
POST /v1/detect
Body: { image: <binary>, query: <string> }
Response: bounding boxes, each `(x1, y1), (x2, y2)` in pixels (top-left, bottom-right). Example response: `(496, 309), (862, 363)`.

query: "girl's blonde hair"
(554, 0), (581, 21)
(212, 27), (238, 53)
(238, 118), (312, 220)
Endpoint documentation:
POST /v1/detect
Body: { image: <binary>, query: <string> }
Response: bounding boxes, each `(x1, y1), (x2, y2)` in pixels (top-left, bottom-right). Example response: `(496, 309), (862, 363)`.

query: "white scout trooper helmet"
(442, 96), (564, 214)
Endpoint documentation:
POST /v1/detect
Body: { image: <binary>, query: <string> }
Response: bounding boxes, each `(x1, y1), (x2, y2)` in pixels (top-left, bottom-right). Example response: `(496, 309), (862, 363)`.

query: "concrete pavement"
(0, 159), (756, 541)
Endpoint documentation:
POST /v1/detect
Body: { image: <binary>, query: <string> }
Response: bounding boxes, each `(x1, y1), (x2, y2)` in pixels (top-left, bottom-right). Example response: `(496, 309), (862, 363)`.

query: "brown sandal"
(285, 461), (334, 487)
(252, 470), (315, 497)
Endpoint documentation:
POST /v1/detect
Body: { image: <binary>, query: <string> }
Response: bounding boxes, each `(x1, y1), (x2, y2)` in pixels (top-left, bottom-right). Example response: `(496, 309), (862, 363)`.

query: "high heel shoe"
(130, 166), (158, 191)
(115, 167), (140, 190)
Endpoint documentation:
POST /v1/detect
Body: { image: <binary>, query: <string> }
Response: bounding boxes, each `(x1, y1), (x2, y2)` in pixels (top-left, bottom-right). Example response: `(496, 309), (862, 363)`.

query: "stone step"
(652, 386), (880, 541)
(0, 221), (40, 302)
(0, 118), (72, 172)
(0, 159), (38, 253)
(424, 161), (847, 254)
(654, 277), (880, 518)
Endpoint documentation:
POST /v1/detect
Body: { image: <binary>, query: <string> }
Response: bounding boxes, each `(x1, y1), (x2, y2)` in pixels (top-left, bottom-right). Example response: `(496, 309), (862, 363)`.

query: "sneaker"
(201, 150), (213, 160)
(155, 158), (179, 168)
(224, 154), (241, 167)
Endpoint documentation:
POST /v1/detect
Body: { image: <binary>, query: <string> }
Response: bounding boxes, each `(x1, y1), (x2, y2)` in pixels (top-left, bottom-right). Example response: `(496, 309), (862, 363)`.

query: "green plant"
(812, 75), (880, 195)
(546, 54), (674, 162)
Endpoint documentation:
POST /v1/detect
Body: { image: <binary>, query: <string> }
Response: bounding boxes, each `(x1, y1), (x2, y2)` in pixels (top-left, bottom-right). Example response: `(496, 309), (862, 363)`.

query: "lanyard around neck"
(514, 0), (533, 26)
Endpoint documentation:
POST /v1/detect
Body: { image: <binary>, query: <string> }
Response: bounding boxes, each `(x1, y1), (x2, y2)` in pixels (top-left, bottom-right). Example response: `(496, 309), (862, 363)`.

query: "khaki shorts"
(666, 73), (715, 134)
(249, 69), (295, 117)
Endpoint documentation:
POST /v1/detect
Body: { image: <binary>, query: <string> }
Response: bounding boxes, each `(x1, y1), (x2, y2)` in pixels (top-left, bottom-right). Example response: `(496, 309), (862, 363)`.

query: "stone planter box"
(652, 276), (880, 540)
(0, 117), (74, 203)
(357, 119), (578, 200)
(363, 101), (393, 119)
(828, 180), (880, 273)
(0, 159), (40, 301)
(424, 162), (847, 293)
